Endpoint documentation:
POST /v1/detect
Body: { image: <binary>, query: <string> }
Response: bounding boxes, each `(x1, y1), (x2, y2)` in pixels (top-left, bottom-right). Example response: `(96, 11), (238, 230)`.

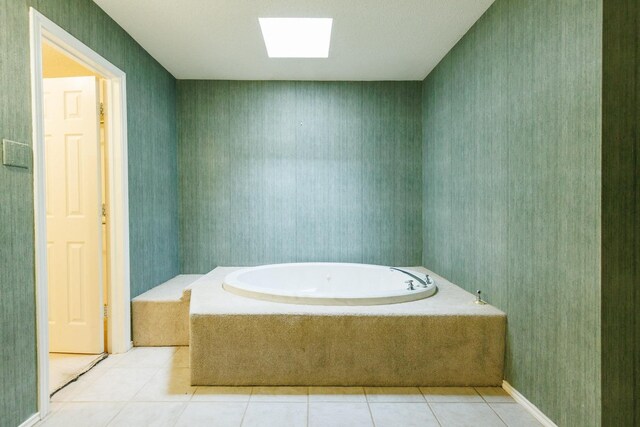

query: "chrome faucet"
(405, 280), (415, 290)
(474, 290), (487, 305)
(390, 267), (431, 288)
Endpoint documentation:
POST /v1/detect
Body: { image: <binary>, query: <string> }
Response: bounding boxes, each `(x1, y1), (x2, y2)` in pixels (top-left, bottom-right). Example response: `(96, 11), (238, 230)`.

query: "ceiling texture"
(93, 0), (495, 81)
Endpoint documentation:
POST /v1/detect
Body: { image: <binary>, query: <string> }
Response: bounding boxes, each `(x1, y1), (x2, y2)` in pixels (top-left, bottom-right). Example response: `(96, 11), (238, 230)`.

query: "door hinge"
(102, 203), (107, 224)
(103, 305), (108, 319)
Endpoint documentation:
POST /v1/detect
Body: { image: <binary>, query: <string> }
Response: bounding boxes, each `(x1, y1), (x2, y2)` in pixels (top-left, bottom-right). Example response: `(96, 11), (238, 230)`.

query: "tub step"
(132, 274), (202, 346)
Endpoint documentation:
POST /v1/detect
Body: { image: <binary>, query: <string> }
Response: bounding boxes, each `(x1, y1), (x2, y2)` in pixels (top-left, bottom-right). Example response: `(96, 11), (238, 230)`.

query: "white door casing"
(31, 7), (131, 418)
(44, 76), (104, 354)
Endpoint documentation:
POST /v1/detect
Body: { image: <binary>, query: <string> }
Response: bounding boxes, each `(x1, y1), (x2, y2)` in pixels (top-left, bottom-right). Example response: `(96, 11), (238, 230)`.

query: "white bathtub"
(222, 263), (437, 305)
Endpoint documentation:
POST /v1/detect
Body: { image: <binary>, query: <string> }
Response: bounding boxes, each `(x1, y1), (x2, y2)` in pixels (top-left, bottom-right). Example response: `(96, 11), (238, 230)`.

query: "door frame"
(29, 7), (131, 418)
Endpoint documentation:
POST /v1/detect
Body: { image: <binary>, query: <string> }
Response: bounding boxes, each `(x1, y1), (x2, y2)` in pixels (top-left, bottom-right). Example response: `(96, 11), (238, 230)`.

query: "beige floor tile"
(48, 402), (65, 413)
(38, 402), (124, 427)
(420, 387), (484, 403)
(170, 346), (190, 368)
(49, 365), (108, 403)
(250, 386), (308, 402)
(364, 387), (425, 402)
(71, 367), (159, 402)
(175, 402), (247, 427)
(50, 378), (91, 402)
(41, 346), (543, 426)
(192, 386), (253, 402)
(36, 402), (65, 425)
(133, 367), (195, 401)
(475, 387), (515, 403)
(49, 353), (105, 393)
(490, 403), (543, 427)
(430, 402), (507, 427)
(308, 386), (366, 402)
(369, 402), (440, 427)
(107, 402), (185, 427)
(241, 402), (306, 427)
(75, 364), (110, 384)
(309, 402), (373, 427)
(92, 353), (127, 369)
(113, 347), (177, 368)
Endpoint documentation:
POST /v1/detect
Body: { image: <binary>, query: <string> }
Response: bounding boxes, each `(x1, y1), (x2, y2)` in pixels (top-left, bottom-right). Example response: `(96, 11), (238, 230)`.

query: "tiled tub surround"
(190, 267), (506, 386)
(38, 347), (542, 426)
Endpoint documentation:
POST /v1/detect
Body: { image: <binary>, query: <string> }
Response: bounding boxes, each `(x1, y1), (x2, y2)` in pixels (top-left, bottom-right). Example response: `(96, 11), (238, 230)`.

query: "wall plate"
(2, 139), (31, 169)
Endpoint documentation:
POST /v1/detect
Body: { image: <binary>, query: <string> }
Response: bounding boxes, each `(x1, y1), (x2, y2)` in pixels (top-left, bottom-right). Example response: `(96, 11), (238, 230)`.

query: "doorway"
(41, 44), (109, 394)
(30, 8), (132, 419)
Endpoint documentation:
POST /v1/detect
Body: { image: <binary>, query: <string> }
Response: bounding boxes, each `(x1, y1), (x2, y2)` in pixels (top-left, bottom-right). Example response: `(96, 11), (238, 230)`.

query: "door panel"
(44, 76), (103, 354)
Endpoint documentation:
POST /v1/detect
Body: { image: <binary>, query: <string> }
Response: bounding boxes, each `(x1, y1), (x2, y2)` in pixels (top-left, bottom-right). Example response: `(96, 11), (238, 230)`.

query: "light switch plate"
(2, 139), (31, 169)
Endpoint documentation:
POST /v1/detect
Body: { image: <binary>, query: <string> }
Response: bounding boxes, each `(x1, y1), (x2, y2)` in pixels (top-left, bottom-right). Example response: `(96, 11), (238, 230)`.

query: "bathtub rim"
(222, 262), (438, 306)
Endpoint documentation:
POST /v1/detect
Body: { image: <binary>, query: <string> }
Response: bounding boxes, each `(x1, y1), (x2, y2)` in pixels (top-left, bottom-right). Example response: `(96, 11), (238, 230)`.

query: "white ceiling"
(93, 0), (495, 81)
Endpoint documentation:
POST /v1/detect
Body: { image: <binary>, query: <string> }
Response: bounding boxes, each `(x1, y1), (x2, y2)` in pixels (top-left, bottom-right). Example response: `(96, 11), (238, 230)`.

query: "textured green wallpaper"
(422, 0), (602, 425)
(178, 81), (422, 272)
(31, 0), (180, 298)
(1, 1), (179, 425)
(0, 1), (37, 426)
(601, 0), (639, 424)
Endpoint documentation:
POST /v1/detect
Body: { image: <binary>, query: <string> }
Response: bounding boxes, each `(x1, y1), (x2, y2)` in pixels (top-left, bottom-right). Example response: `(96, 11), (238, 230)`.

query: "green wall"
(30, 0), (181, 299)
(0, 1), (179, 425)
(601, 0), (639, 424)
(0, 2), (38, 426)
(177, 81), (422, 272)
(3, 0), (637, 425)
(422, 0), (602, 425)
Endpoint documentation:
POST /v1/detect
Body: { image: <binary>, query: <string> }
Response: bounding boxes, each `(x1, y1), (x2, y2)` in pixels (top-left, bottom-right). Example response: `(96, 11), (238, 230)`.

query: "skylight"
(258, 18), (333, 58)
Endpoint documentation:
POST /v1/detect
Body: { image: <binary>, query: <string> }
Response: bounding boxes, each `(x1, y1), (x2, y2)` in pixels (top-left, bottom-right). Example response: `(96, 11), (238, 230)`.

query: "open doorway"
(41, 43), (109, 394)
(30, 8), (132, 419)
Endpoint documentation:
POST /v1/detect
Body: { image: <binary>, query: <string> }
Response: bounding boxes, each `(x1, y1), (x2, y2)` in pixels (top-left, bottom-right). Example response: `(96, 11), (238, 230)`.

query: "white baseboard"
(502, 381), (558, 427)
(18, 413), (40, 427)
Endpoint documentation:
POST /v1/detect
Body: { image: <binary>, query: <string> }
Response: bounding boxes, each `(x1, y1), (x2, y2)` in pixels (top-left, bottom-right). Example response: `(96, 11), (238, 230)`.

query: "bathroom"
(0, 0), (638, 426)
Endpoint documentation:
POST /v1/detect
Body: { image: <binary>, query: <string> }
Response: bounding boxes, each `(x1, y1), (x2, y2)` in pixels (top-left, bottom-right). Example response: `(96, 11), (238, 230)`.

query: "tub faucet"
(390, 267), (429, 288)
(474, 290), (487, 305)
(405, 280), (415, 291)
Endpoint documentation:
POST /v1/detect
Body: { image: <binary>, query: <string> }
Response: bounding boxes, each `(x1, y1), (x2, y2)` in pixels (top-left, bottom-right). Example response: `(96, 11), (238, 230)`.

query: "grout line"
(425, 402), (443, 427)
(102, 401), (128, 427)
(474, 386), (490, 403)
(188, 386), (197, 402)
(126, 366), (164, 402)
(365, 396), (376, 427)
(418, 386), (427, 402)
(238, 400), (250, 427)
(238, 387), (255, 426)
(168, 402), (188, 427)
(486, 402), (512, 427)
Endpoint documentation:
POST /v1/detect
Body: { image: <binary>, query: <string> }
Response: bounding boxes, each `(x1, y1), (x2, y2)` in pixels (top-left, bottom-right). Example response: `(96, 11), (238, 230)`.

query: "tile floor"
(49, 353), (105, 394)
(38, 347), (543, 427)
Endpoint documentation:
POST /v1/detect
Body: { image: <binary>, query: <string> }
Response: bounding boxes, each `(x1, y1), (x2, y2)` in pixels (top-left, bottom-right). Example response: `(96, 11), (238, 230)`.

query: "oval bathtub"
(222, 263), (437, 305)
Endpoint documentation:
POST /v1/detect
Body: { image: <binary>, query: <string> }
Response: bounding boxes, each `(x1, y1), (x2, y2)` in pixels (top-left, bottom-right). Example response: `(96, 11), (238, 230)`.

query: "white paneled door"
(44, 76), (104, 354)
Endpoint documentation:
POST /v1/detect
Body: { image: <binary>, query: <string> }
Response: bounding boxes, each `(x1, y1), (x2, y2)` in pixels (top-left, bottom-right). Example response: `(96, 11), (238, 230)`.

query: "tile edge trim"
(502, 381), (558, 427)
(18, 413), (40, 427)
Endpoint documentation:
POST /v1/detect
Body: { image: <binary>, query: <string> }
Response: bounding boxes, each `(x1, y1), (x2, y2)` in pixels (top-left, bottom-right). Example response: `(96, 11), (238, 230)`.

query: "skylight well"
(258, 18), (333, 58)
